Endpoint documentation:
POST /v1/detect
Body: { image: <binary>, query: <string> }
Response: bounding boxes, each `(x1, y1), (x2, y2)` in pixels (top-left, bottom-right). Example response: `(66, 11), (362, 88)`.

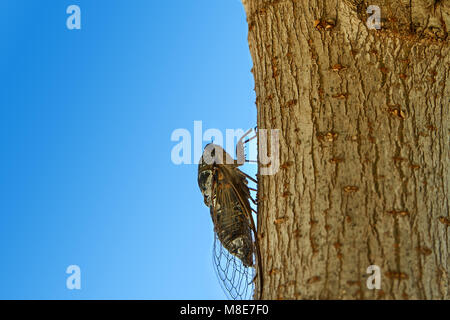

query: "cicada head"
(198, 144), (236, 206)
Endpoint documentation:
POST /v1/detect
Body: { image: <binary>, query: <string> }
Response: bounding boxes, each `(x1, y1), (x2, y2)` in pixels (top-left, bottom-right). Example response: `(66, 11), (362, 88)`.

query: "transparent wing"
(212, 231), (255, 300)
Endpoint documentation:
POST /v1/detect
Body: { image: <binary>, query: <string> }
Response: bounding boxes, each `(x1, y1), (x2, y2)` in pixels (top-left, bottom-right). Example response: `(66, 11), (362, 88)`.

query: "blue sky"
(0, 1), (256, 299)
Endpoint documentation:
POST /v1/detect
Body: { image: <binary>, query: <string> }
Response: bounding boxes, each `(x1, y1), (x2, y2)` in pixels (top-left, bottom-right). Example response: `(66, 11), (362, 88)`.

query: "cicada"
(197, 130), (262, 300)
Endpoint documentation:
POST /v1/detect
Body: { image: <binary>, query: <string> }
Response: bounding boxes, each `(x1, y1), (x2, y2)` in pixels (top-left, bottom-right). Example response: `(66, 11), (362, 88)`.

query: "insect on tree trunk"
(241, 0), (450, 299)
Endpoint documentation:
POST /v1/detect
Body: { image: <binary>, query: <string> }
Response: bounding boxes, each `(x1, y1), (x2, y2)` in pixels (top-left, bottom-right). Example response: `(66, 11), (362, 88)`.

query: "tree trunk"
(242, 0), (450, 299)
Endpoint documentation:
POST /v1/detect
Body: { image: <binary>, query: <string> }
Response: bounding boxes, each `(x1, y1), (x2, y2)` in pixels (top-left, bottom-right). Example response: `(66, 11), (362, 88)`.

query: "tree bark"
(242, 0), (450, 299)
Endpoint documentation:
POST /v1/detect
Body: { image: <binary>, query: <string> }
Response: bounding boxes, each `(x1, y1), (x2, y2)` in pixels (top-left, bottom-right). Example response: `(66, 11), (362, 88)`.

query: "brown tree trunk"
(242, 0), (450, 299)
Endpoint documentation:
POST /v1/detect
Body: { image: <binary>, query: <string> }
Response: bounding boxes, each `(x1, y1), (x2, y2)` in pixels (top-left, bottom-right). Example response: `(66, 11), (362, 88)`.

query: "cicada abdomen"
(198, 137), (261, 300)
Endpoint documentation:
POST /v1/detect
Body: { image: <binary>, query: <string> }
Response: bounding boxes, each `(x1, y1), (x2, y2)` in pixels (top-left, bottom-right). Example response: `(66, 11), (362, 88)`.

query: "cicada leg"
(236, 128), (257, 166)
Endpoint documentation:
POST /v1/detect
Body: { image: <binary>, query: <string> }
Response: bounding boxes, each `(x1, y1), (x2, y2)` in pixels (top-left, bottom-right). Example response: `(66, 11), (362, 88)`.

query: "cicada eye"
(198, 171), (210, 189)
(198, 170), (214, 207)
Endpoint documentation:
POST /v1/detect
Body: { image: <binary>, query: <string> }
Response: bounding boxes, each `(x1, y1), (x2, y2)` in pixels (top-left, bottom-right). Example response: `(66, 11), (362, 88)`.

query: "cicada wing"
(212, 231), (255, 300)
(210, 165), (256, 300)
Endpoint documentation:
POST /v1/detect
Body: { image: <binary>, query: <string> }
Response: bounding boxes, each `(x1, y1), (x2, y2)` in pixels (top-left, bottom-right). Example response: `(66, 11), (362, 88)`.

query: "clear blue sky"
(0, 1), (256, 299)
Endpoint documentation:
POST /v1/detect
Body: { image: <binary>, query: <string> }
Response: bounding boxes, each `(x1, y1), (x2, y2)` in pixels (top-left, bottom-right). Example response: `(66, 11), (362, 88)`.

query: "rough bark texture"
(242, 0), (450, 299)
